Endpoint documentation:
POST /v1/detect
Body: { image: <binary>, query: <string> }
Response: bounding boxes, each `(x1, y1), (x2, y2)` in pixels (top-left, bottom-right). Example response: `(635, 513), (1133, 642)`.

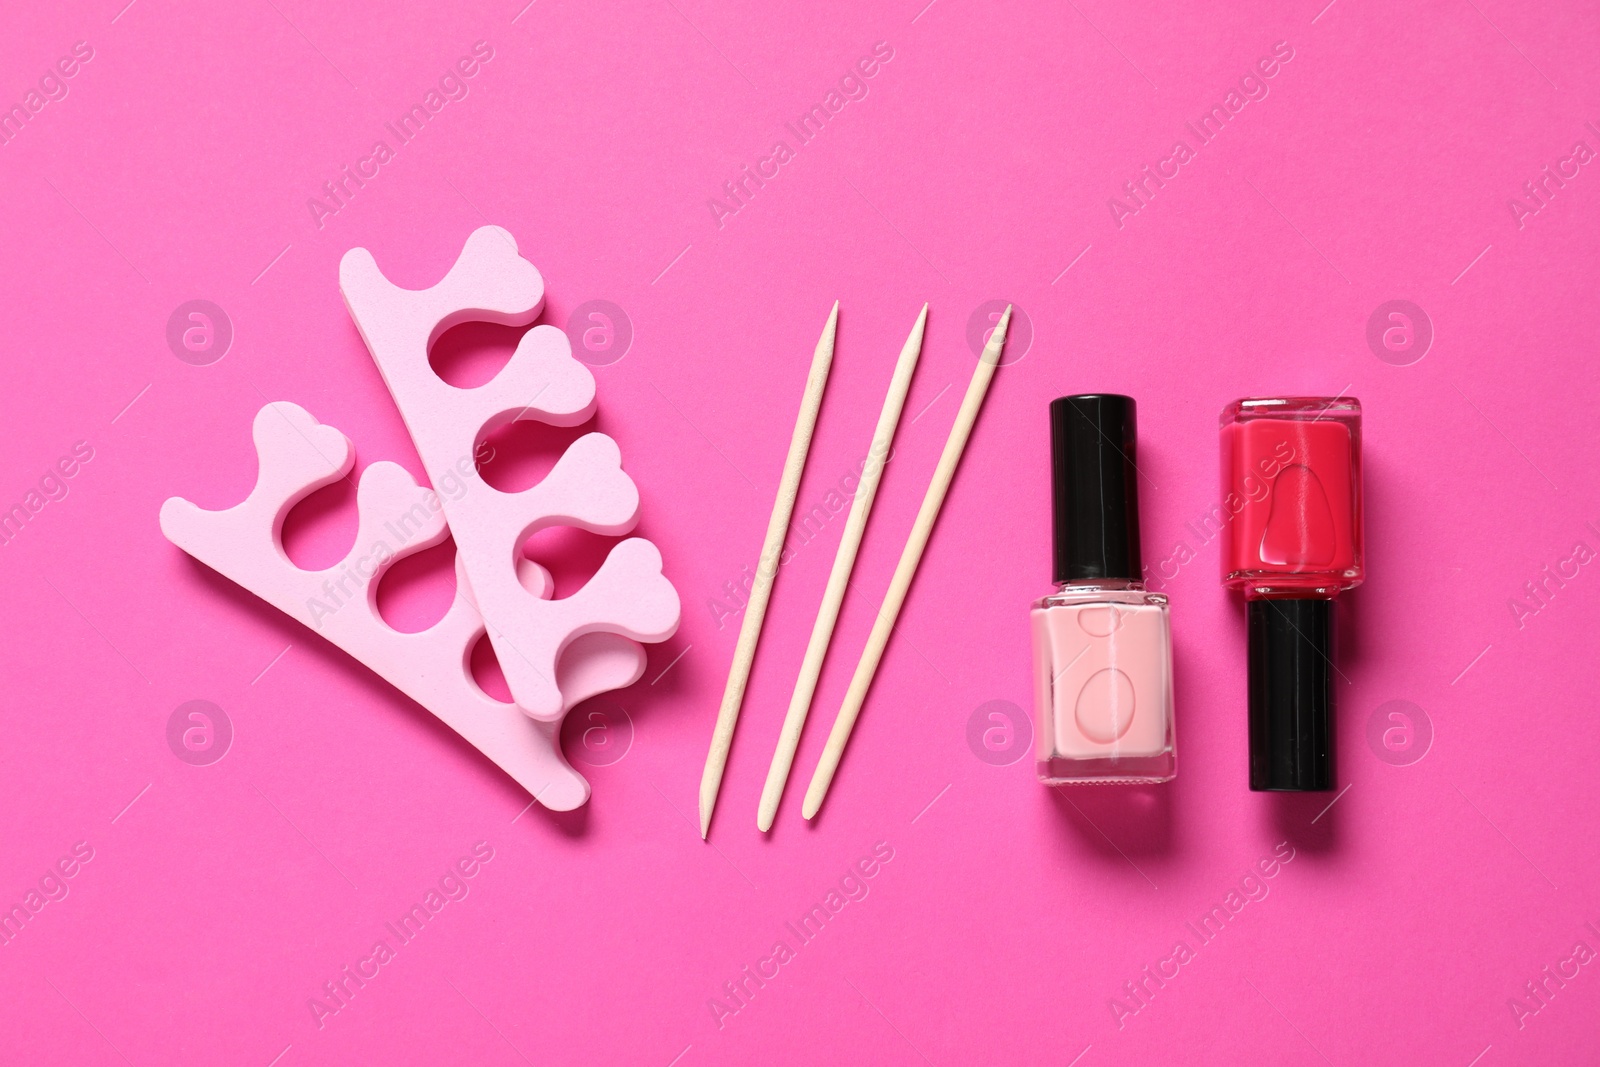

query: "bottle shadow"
(1261, 786), (1343, 855)
(1046, 780), (1174, 860)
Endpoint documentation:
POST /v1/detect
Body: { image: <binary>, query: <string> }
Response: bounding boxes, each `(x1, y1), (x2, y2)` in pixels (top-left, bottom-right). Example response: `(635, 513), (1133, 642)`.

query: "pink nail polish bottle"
(1031, 395), (1176, 785)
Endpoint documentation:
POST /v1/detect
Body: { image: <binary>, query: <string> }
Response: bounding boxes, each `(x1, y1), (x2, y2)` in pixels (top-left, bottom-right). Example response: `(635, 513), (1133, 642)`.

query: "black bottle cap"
(1050, 394), (1142, 583)
(1248, 598), (1335, 791)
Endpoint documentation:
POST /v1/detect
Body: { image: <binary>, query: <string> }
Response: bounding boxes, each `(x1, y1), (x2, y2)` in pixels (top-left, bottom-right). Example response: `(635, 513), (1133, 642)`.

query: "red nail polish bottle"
(1220, 397), (1363, 791)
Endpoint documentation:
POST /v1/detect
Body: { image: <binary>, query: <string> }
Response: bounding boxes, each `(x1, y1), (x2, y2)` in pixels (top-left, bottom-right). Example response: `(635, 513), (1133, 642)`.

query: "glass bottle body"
(1030, 581), (1175, 785)
(1219, 397), (1363, 599)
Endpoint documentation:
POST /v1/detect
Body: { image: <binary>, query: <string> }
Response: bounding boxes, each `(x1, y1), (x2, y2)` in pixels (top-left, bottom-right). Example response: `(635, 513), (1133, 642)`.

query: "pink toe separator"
(160, 227), (678, 810)
(158, 402), (625, 811)
(340, 225), (680, 721)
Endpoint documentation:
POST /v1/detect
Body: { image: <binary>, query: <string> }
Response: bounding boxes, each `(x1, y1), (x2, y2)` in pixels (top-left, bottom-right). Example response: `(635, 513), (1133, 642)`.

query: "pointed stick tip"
(904, 304), (929, 347)
(817, 301), (841, 350)
(982, 304), (1014, 362)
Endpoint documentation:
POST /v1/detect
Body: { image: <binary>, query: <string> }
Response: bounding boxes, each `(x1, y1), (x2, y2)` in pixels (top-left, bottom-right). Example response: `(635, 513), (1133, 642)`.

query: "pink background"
(2, 0), (1597, 1063)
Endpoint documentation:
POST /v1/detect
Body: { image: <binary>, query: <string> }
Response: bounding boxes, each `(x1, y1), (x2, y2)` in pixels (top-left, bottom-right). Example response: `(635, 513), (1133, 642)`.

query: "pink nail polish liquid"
(1032, 396), (1176, 785)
